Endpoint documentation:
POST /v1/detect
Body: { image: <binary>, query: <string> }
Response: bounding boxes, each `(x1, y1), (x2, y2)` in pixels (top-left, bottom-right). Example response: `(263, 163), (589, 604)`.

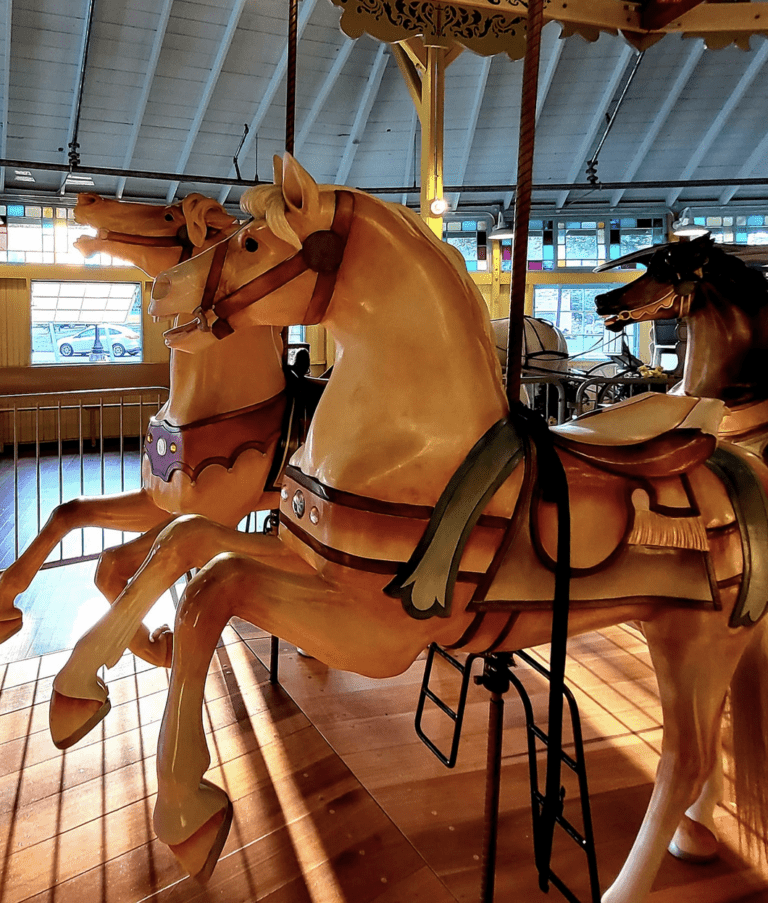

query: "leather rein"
(193, 190), (356, 340)
(100, 224), (230, 262)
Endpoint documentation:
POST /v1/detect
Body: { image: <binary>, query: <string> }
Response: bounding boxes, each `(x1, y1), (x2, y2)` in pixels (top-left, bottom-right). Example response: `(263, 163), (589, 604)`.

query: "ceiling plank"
(296, 38), (355, 156)
(449, 55), (492, 209)
(218, 0), (319, 205)
(116, 0), (174, 199)
(640, 0), (706, 33)
(0, 0), (11, 193)
(666, 39), (768, 208)
(504, 32), (564, 209)
(719, 127), (768, 206)
(556, 42), (635, 209)
(165, 0), (250, 203)
(610, 38), (703, 209)
(335, 44), (389, 185)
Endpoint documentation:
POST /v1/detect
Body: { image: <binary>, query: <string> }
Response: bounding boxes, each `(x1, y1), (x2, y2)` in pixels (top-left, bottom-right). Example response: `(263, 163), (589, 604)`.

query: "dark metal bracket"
(415, 643), (600, 903)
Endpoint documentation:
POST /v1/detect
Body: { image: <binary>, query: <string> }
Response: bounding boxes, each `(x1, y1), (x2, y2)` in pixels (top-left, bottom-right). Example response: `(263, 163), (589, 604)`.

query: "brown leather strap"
(209, 190), (355, 335)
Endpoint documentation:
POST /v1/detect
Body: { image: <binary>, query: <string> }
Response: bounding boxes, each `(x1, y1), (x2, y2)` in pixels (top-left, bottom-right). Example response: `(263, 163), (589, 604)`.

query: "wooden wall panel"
(0, 278), (31, 368)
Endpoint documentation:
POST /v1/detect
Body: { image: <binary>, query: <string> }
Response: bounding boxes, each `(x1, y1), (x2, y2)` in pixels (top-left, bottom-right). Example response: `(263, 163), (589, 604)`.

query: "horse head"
(150, 155), (355, 351)
(74, 193), (238, 277)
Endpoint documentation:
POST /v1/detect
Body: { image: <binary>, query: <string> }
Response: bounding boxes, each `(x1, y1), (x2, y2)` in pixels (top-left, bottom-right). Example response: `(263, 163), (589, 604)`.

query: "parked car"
(57, 324), (141, 358)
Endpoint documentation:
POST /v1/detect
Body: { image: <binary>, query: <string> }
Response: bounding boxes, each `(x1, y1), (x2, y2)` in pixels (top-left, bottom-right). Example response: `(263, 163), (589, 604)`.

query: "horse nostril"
(152, 275), (172, 300)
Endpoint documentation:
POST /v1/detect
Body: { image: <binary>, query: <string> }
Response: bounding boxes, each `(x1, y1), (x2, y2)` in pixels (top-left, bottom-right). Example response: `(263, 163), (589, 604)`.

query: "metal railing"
(0, 387), (168, 570)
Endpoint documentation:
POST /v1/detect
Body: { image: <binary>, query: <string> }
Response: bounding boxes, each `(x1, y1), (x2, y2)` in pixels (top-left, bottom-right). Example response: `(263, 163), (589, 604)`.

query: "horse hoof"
(49, 689), (111, 750)
(0, 610), (23, 644)
(168, 799), (233, 882)
(668, 815), (719, 863)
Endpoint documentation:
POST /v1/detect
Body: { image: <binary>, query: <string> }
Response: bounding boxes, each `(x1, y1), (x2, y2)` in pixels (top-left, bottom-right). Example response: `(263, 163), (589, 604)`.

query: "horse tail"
(728, 616), (768, 859)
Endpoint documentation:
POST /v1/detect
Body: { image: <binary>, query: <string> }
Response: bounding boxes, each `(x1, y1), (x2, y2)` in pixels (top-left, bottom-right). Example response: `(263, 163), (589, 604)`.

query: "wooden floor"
(1, 575), (768, 902)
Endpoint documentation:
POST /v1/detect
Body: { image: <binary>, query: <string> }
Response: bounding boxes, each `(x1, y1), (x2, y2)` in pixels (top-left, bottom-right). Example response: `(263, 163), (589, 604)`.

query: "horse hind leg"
(602, 605), (751, 903)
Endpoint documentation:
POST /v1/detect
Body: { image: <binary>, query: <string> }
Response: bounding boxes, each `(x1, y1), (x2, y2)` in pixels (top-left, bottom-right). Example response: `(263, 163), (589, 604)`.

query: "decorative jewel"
(281, 487), (289, 500)
(309, 507), (320, 525)
(292, 490), (305, 518)
(146, 433), (153, 443)
(156, 437), (167, 456)
(169, 442), (177, 453)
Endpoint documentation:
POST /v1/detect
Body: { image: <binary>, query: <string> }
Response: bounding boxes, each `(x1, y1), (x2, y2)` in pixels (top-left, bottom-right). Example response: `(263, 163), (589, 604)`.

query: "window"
(501, 216), (665, 272)
(0, 203), (129, 265)
(442, 216), (491, 272)
(688, 212), (768, 245)
(31, 281), (143, 364)
(533, 284), (639, 361)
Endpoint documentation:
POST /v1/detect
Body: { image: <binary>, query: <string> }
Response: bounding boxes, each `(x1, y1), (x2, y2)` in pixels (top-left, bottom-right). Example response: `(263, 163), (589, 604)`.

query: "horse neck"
(163, 325), (285, 425)
(299, 197), (509, 504)
(683, 295), (762, 404)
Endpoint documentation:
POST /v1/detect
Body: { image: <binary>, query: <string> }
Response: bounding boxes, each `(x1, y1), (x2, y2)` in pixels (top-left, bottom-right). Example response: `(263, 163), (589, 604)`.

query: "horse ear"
(180, 194), (236, 246)
(273, 155), (283, 186)
(281, 154), (320, 217)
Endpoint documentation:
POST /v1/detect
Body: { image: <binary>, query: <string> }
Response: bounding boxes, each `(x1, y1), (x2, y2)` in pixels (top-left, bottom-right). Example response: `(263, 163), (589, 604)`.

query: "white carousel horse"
(50, 156), (768, 902)
(0, 194), (287, 665)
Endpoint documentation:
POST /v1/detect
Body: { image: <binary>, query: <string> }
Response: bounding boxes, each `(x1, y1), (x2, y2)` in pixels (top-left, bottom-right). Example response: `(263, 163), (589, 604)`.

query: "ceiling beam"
(335, 43), (388, 185)
(449, 55), (492, 209)
(295, 37), (355, 156)
(401, 105), (418, 206)
(556, 43), (635, 209)
(0, 0), (11, 193)
(165, 0), (249, 203)
(719, 126), (768, 206)
(666, 38), (768, 208)
(640, 0), (706, 32)
(218, 0), (318, 205)
(610, 38), (703, 208)
(115, 0), (174, 198)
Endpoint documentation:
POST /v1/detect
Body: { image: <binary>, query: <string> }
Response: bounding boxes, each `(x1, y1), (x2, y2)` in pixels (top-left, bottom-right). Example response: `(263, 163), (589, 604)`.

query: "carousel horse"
(595, 234), (768, 458)
(0, 194), (291, 665)
(49, 157), (768, 903)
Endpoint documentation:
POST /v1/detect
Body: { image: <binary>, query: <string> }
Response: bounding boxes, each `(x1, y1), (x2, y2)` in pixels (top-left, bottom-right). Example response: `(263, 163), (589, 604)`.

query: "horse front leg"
(49, 515), (306, 749)
(0, 489), (166, 642)
(94, 522), (175, 667)
(602, 604), (749, 903)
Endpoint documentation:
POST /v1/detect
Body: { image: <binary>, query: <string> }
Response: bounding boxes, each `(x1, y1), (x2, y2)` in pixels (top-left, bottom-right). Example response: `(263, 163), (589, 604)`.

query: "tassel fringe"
(628, 508), (709, 551)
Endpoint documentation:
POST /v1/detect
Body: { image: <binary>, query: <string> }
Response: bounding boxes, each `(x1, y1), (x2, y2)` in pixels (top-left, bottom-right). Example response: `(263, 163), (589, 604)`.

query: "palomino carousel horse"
(50, 157), (768, 903)
(596, 234), (768, 459)
(0, 194), (291, 665)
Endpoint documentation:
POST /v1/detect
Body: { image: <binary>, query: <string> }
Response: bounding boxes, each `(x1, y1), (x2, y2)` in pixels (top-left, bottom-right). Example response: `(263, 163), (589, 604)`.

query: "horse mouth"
(601, 294), (678, 330)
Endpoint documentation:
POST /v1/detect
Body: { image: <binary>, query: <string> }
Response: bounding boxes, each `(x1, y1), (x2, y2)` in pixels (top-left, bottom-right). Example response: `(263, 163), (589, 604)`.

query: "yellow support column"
(420, 46), (446, 238)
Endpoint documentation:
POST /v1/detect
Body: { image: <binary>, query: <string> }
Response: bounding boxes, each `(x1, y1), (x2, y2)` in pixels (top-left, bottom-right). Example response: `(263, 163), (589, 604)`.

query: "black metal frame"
(415, 643), (600, 903)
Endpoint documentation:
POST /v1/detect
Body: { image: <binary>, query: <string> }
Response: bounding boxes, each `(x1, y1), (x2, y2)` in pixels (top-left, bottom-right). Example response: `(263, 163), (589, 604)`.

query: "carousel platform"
(0, 619), (765, 902)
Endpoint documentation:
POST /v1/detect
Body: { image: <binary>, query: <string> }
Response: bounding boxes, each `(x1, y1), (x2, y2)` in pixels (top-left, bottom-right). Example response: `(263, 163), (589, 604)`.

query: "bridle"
(99, 224), (229, 262)
(193, 190), (356, 340)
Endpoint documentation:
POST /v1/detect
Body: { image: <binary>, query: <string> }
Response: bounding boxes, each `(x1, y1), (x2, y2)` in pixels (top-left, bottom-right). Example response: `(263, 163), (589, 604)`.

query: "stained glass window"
(442, 215), (490, 273)
(0, 203), (127, 265)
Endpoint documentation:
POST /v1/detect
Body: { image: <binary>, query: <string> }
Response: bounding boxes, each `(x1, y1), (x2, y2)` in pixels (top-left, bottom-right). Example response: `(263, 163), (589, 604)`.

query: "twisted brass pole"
(505, 0), (545, 408)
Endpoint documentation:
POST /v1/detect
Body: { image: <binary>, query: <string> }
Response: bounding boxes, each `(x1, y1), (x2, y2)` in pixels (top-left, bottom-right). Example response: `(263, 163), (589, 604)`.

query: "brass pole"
(505, 0), (545, 408)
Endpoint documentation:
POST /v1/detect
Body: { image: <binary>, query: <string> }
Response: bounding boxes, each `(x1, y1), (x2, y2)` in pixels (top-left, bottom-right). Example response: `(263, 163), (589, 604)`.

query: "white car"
(57, 324), (141, 358)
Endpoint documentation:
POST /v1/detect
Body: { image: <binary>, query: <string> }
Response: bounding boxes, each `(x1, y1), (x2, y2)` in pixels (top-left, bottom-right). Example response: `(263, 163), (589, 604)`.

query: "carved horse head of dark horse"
(594, 235), (768, 406)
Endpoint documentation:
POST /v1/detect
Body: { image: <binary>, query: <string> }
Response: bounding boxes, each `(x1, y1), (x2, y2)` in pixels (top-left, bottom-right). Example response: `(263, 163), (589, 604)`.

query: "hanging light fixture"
(671, 207), (709, 238)
(489, 212), (514, 241)
(429, 197), (449, 216)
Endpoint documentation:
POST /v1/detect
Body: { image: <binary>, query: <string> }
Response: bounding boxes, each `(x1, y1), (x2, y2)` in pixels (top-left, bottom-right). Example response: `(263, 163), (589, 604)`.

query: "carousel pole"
(505, 0), (545, 407)
(270, 0), (299, 684)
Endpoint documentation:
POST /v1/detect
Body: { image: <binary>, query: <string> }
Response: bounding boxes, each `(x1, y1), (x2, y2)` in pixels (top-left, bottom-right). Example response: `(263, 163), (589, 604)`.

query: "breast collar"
(195, 189), (356, 340)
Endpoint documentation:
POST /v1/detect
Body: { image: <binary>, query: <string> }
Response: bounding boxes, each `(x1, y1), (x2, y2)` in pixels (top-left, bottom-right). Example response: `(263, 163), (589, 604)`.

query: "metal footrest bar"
(414, 643), (600, 903)
(414, 643), (480, 768)
(509, 649), (601, 903)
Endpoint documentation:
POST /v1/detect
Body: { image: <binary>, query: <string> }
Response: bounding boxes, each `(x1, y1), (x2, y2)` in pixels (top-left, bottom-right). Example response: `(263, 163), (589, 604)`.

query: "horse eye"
(164, 213), (175, 222)
(244, 237), (259, 253)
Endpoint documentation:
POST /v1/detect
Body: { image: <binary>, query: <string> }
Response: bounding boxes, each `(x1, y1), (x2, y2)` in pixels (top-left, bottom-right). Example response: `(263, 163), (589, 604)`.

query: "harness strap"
(207, 190), (356, 337)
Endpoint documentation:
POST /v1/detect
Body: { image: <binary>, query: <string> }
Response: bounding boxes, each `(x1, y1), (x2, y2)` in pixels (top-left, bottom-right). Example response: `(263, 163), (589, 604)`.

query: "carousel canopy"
(1, 0), (768, 215)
